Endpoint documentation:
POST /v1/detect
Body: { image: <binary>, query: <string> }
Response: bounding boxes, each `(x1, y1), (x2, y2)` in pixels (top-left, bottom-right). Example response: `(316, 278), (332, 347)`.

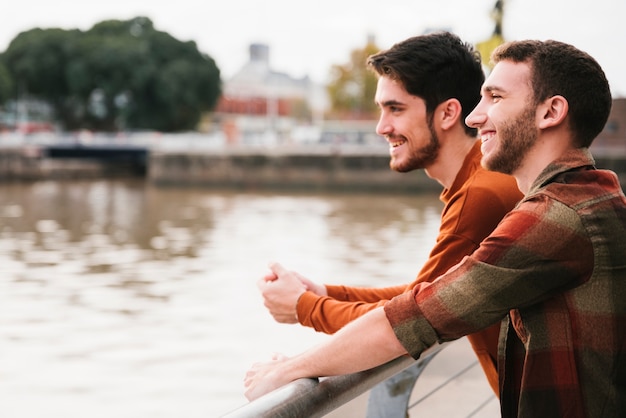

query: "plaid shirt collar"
(527, 148), (596, 196)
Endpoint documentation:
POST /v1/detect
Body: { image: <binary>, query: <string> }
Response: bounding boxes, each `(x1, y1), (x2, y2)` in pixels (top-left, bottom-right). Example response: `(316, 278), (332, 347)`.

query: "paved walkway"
(326, 338), (499, 417)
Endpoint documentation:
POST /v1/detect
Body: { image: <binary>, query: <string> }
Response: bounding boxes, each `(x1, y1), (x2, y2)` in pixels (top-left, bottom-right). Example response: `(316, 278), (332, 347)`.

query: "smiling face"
(465, 61), (539, 175)
(374, 76), (439, 173)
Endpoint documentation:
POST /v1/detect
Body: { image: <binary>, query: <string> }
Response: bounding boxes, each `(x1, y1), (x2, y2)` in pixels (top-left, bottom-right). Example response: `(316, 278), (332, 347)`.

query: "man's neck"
(513, 135), (575, 194)
(425, 137), (476, 190)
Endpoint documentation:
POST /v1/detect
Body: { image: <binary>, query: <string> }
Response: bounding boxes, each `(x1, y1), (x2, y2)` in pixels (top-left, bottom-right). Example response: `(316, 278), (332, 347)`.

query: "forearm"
(245, 306), (407, 400)
(286, 307), (407, 378)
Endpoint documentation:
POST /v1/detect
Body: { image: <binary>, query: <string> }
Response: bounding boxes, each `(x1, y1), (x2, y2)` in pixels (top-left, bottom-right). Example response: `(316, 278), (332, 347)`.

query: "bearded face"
(389, 117), (440, 173)
(482, 104), (538, 175)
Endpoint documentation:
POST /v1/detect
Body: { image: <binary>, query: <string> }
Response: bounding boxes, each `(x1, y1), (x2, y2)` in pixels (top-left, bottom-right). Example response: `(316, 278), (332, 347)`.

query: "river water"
(0, 179), (443, 417)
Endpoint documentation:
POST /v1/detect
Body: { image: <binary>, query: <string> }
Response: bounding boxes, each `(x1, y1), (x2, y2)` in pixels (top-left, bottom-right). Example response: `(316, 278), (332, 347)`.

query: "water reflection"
(0, 180), (442, 417)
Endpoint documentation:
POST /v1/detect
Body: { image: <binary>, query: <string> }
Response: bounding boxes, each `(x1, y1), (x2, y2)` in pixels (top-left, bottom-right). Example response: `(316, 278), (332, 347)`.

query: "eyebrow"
(378, 99), (405, 107)
(482, 85), (505, 94)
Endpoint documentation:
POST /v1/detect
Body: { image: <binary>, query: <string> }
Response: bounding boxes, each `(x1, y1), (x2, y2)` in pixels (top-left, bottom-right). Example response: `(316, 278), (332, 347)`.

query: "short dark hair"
(491, 40), (612, 148)
(367, 31), (484, 137)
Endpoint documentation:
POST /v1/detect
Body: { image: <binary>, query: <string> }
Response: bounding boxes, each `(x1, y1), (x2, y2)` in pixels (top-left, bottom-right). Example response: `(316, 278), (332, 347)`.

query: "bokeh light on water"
(0, 179), (441, 417)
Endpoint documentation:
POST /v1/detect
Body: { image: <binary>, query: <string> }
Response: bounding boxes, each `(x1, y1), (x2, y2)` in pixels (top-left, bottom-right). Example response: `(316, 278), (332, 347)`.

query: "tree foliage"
(0, 61), (12, 104)
(326, 37), (380, 119)
(0, 17), (221, 132)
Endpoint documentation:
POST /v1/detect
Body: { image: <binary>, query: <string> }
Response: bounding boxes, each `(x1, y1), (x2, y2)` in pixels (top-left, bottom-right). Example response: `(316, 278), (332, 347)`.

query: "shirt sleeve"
(325, 284), (406, 302)
(385, 196), (594, 359)
(296, 230), (481, 334)
(298, 170), (522, 335)
(297, 291), (390, 334)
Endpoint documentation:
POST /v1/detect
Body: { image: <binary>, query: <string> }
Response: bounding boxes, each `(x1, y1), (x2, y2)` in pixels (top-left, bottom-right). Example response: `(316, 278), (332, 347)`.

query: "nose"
(465, 99), (487, 129)
(376, 113), (391, 137)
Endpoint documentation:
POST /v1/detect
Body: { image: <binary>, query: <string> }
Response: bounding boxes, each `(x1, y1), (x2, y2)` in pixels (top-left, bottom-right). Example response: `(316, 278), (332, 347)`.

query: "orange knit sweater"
(296, 141), (522, 395)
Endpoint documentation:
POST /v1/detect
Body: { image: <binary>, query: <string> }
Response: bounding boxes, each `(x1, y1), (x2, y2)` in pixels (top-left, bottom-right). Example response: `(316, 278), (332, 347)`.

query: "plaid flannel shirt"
(385, 148), (626, 417)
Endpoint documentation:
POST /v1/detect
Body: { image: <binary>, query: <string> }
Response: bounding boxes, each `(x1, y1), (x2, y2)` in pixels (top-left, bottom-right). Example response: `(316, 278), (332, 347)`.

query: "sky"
(1, 0), (625, 96)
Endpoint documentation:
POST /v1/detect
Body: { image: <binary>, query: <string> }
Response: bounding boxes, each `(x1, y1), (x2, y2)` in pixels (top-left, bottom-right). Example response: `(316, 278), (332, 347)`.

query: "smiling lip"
(386, 135), (407, 149)
(389, 140), (405, 148)
(479, 130), (496, 143)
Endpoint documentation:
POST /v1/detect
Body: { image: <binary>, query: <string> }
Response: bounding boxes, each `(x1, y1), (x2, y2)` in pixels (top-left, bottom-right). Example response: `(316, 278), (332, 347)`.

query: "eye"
(390, 104), (407, 113)
(491, 93), (502, 102)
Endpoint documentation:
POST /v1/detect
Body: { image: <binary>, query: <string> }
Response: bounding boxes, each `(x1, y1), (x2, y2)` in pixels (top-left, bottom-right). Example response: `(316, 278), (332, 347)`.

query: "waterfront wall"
(0, 147), (42, 180)
(1, 145), (626, 192)
(147, 147), (440, 192)
(0, 146), (144, 180)
(0, 145), (440, 192)
(147, 146), (626, 192)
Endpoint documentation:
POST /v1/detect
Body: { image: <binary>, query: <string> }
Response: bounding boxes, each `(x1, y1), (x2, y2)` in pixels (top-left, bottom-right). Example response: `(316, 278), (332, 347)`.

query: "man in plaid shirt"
(245, 39), (625, 417)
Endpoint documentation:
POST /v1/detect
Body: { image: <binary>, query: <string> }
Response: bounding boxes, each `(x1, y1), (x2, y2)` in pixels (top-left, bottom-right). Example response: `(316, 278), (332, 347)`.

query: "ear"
(537, 95), (568, 129)
(437, 98), (462, 131)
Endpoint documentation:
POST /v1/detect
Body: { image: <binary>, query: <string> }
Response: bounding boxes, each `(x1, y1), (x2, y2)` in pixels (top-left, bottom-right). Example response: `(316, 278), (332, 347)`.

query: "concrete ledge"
(148, 148), (440, 192)
(0, 146), (145, 180)
(1, 143), (623, 193)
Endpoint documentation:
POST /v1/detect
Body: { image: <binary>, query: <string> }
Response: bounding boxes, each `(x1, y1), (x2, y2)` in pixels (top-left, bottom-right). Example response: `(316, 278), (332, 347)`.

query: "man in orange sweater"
(256, 32), (522, 395)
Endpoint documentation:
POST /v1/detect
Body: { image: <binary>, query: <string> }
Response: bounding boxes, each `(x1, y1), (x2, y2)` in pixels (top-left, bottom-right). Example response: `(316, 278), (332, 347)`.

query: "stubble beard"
(390, 123), (440, 173)
(483, 105), (538, 175)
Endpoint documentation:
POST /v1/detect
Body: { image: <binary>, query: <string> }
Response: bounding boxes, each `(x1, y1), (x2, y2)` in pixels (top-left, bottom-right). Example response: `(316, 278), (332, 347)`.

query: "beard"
(390, 120), (440, 173)
(483, 105), (538, 175)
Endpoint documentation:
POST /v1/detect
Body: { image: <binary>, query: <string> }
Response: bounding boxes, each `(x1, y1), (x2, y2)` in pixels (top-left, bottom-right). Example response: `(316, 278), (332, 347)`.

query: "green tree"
(326, 36), (380, 119)
(1, 17), (221, 132)
(0, 61), (13, 104)
(0, 28), (79, 127)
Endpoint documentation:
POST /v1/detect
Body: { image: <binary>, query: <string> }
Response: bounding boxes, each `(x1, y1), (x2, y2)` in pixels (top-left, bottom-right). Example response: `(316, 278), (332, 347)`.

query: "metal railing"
(222, 344), (447, 418)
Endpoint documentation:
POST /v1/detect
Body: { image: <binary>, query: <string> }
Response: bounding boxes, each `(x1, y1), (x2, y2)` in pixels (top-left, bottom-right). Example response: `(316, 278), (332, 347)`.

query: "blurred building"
(213, 43), (328, 145)
(592, 97), (626, 153)
(0, 98), (56, 134)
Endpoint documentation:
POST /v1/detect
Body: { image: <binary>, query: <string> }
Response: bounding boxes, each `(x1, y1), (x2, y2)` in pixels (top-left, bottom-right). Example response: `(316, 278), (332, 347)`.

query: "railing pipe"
(365, 351), (439, 418)
(222, 344), (445, 418)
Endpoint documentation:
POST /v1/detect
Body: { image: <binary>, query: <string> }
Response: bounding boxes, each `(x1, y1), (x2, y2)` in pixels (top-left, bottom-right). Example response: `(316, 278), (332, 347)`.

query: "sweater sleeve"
(296, 230), (481, 334)
(297, 167), (522, 335)
(325, 284), (406, 302)
(297, 291), (390, 334)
